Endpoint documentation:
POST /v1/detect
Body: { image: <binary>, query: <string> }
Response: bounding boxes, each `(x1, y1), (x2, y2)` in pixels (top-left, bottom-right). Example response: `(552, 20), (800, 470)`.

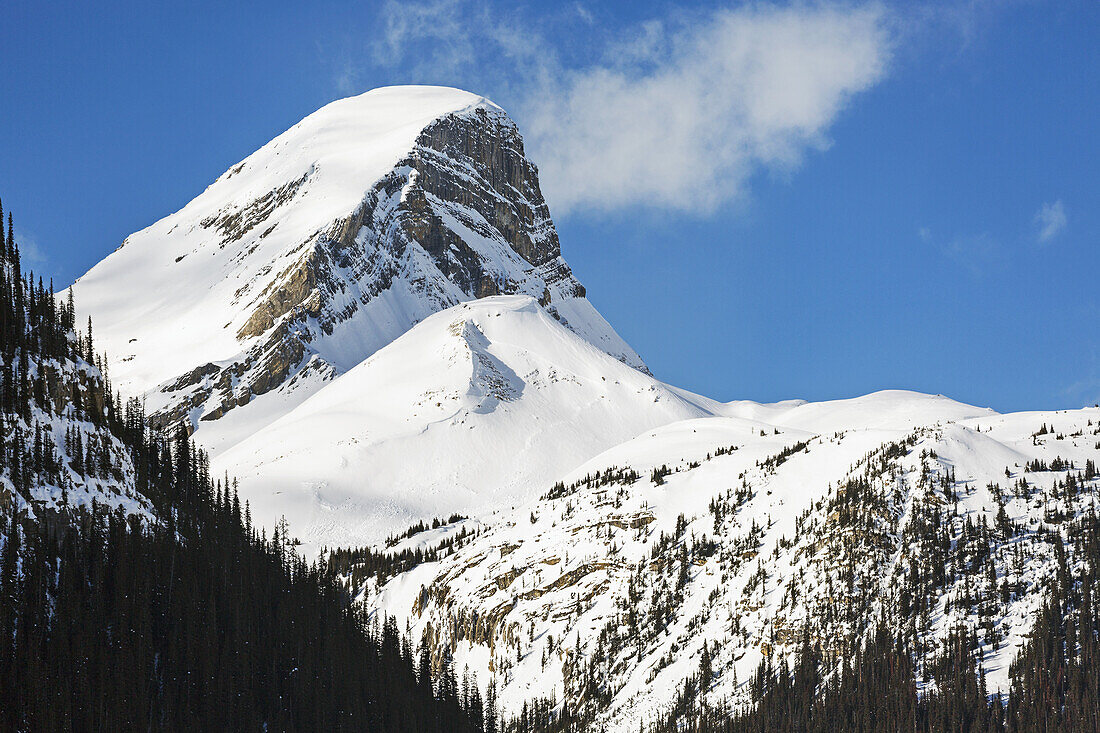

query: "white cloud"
(1035, 199), (1067, 243)
(944, 232), (1001, 277)
(375, 0), (476, 70)
(361, 0), (558, 102)
(574, 3), (595, 26)
(13, 228), (46, 266)
(525, 5), (891, 214)
(363, 1), (892, 216)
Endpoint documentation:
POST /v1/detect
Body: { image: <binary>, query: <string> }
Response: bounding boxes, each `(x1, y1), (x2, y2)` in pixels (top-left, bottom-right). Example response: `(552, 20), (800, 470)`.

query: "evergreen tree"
(0, 196), (485, 732)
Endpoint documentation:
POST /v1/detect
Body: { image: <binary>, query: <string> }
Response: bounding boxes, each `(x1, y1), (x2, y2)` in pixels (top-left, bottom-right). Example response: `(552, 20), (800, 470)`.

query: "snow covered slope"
(0, 250), (152, 524)
(361, 394), (1100, 729)
(720, 389), (994, 432)
(66, 84), (1100, 730)
(217, 295), (720, 553)
(71, 86), (642, 450)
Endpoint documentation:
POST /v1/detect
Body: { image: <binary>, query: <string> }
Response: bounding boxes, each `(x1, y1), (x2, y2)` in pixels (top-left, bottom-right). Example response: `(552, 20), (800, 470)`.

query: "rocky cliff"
(71, 86), (642, 445)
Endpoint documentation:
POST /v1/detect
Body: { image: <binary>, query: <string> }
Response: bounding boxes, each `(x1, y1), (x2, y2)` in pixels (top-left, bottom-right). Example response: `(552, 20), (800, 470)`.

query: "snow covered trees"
(0, 197), (488, 731)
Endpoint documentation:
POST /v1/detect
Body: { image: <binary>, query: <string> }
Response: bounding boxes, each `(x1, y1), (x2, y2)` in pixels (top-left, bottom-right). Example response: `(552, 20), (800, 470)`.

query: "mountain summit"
(73, 86), (642, 451)
(38, 83), (1100, 732)
(218, 294), (721, 551)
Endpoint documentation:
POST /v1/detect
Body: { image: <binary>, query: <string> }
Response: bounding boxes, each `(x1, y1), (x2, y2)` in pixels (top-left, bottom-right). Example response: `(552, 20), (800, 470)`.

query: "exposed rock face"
(235, 254), (320, 340)
(97, 91), (630, 435)
(411, 106), (563, 270)
(40, 361), (107, 422)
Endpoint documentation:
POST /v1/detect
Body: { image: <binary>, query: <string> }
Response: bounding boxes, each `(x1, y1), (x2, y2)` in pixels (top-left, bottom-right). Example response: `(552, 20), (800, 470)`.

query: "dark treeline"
(330, 519), (475, 590)
(1005, 503), (1100, 731)
(651, 506), (1100, 733)
(0, 197), (489, 730)
(384, 514), (468, 547)
(0, 475), (490, 731)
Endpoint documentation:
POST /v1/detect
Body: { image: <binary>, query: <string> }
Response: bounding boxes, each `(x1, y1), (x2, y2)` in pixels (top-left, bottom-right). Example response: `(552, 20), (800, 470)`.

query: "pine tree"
(0, 197), (485, 732)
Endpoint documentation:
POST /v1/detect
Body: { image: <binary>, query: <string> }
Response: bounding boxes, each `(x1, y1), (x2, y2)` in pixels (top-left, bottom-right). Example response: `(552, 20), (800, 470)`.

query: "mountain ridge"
(217, 294), (720, 553)
(72, 86), (643, 452)
(360, 392), (1099, 729)
(59, 85), (1100, 729)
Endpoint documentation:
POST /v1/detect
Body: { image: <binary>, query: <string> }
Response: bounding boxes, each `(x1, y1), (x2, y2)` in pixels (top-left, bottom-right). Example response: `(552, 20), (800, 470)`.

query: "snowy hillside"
(0, 347), (152, 523)
(62, 83), (1100, 730)
(71, 85), (641, 452)
(218, 295), (720, 553)
(358, 394), (1100, 729)
(0, 239), (152, 524)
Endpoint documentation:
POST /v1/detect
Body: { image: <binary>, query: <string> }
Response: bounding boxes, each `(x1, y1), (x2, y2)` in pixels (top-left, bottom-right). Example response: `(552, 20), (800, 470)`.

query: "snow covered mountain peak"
(72, 85), (643, 446)
(215, 294), (718, 553)
(186, 85), (505, 238)
(58, 85), (1100, 730)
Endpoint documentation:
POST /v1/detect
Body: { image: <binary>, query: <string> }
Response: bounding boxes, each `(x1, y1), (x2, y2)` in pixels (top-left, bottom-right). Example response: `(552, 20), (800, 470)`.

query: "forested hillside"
(3, 180), (1098, 733)
(659, 507), (1100, 732)
(0, 197), (490, 730)
(361, 402), (1100, 731)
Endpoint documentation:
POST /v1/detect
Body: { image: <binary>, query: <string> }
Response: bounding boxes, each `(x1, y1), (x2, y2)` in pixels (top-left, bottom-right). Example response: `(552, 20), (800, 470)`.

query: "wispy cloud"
(375, 0), (478, 73)
(525, 5), (891, 214)
(360, 0), (557, 100)
(921, 226), (1001, 278)
(13, 228), (46, 267)
(573, 3), (594, 26)
(1034, 199), (1067, 243)
(1063, 378), (1100, 407)
(355, 1), (893, 216)
(944, 232), (1000, 277)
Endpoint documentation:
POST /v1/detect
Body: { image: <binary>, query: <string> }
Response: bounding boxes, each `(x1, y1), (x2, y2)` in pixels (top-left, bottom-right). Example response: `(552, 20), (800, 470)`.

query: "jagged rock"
(76, 88), (641, 434)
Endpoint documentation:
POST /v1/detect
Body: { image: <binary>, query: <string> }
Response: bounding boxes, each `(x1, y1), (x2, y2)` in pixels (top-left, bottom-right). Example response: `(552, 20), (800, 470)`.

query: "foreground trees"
(0, 197), (487, 731)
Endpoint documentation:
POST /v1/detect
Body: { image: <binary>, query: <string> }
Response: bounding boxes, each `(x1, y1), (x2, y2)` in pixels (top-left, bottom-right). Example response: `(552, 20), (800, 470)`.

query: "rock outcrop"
(73, 87), (642, 438)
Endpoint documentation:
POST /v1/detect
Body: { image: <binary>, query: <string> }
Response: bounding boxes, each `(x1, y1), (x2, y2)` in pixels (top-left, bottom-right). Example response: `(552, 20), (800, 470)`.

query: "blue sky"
(1, 1), (1096, 411)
